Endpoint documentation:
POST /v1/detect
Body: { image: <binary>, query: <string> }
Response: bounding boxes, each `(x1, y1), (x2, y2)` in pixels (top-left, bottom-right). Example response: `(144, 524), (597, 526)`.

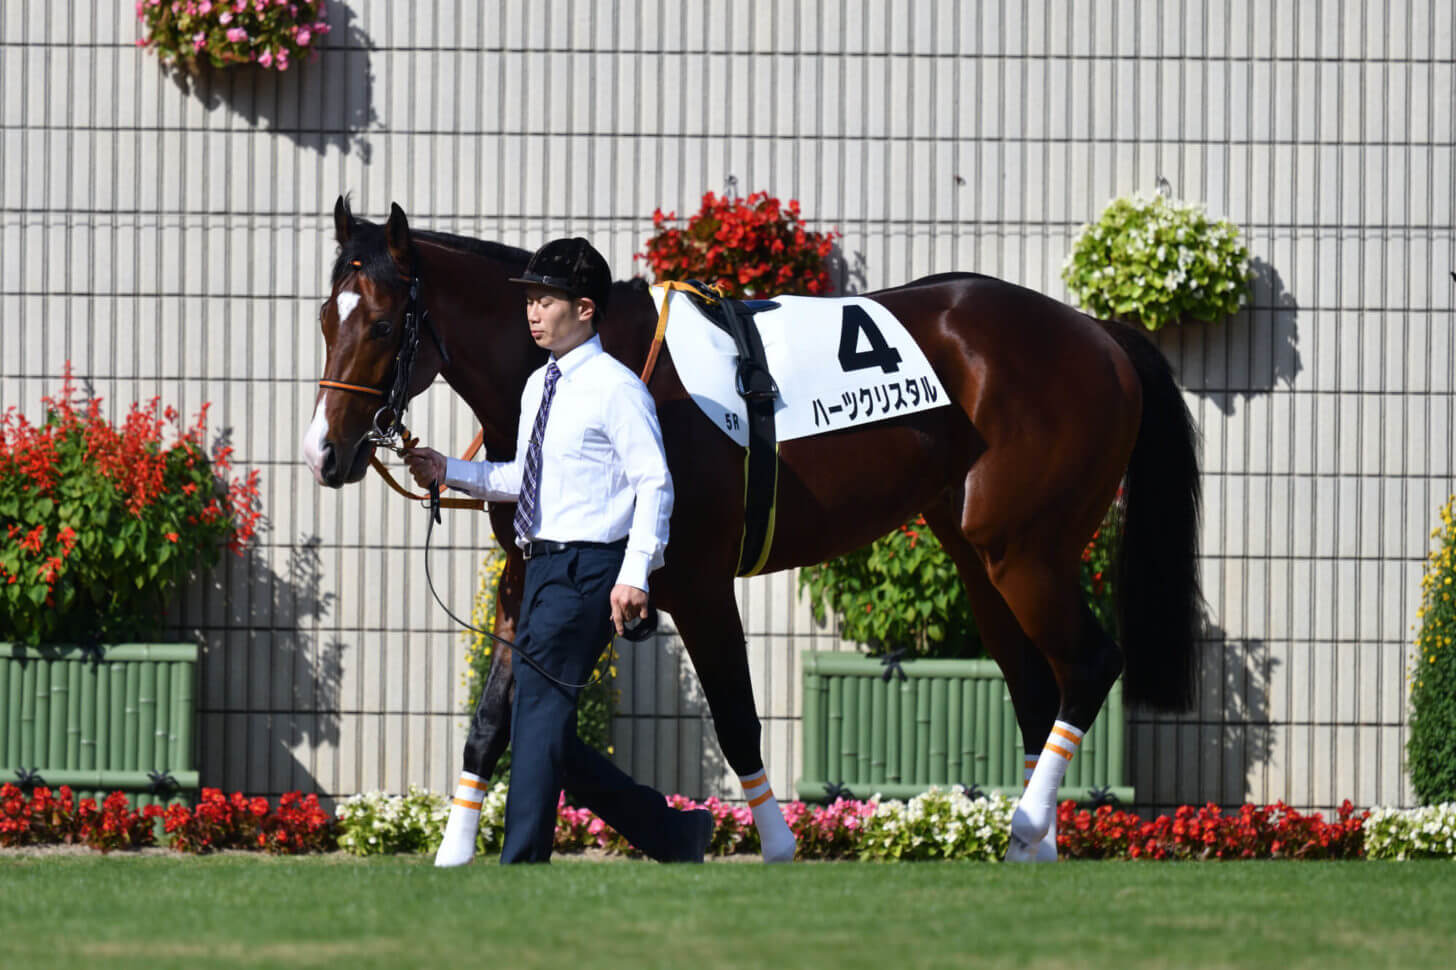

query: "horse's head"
(303, 197), (444, 487)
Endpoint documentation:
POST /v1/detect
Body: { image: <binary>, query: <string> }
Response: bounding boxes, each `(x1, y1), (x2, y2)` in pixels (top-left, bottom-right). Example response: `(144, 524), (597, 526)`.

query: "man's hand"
(401, 446), (447, 490)
(610, 584), (649, 637)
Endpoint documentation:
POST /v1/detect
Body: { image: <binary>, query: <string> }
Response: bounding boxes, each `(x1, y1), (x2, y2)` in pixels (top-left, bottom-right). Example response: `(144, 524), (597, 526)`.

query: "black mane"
(330, 212), (532, 288)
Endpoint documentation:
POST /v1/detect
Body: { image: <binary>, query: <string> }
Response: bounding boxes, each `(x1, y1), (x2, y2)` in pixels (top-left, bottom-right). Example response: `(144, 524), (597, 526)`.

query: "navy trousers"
(500, 542), (690, 864)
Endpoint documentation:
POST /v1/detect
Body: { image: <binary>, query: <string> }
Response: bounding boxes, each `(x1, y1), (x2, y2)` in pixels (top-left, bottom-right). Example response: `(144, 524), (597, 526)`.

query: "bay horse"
(302, 198), (1201, 862)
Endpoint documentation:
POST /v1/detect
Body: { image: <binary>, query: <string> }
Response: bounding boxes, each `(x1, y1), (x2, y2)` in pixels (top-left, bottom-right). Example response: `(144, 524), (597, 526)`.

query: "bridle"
(318, 257), (449, 454)
(315, 255), (653, 689)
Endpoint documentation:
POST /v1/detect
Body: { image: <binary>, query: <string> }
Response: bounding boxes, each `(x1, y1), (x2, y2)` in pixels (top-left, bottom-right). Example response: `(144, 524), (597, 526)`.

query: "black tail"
(1102, 320), (1204, 711)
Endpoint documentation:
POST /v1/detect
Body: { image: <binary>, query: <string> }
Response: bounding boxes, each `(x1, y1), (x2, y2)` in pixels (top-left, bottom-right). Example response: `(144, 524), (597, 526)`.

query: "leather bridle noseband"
(318, 258), (448, 453)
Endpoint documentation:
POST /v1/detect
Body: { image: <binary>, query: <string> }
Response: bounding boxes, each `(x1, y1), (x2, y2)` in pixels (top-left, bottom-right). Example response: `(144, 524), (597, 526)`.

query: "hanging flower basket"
(1062, 192), (1251, 332)
(135, 0), (332, 75)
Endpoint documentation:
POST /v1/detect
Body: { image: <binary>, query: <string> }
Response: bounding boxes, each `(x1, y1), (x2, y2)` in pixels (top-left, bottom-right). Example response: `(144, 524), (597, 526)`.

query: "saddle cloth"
(650, 287), (951, 448)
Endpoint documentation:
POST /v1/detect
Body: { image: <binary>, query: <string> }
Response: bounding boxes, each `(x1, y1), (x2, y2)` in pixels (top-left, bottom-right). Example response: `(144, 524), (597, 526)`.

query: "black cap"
(509, 237), (613, 317)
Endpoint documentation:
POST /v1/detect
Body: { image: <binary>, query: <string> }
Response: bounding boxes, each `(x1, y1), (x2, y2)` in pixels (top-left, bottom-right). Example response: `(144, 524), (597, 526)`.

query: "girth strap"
(651, 281), (781, 577)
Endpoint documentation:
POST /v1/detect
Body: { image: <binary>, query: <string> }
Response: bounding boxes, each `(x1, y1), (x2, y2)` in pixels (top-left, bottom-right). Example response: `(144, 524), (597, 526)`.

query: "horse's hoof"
(433, 843), (476, 867)
(1003, 832), (1039, 864)
(762, 841), (796, 864)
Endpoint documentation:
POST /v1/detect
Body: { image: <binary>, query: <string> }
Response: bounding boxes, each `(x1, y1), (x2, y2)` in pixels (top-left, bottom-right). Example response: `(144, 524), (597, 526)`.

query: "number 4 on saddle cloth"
(649, 281), (951, 576)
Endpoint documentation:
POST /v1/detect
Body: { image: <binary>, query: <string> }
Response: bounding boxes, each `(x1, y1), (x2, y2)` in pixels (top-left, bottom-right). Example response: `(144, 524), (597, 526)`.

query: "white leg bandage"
(1007, 721), (1082, 863)
(1024, 753), (1058, 862)
(740, 769), (796, 863)
(434, 771), (487, 867)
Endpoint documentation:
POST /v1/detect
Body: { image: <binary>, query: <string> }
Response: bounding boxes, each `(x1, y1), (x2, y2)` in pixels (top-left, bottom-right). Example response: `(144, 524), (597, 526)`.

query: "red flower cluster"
(638, 191), (839, 299)
(0, 364), (262, 644)
(0, 784), (163, 853)
(1057, 799), (1367, 861)
(164, 788), (335, 854)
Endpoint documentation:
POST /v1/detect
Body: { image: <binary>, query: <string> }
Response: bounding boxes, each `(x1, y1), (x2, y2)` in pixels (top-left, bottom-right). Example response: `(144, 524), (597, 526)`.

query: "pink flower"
(219, 10), (232, 23)
(258, 49), (273, 67)
(226, 27), (247, 43)
(199, 0), (212, 12)
(193, 31), (206, 50)
(296, 27), (311, 45)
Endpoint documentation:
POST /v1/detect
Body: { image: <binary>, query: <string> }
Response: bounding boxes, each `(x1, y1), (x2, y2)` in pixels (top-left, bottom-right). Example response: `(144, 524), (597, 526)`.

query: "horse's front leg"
(434, 546), (524, 866)
(668, 579), (797, 863)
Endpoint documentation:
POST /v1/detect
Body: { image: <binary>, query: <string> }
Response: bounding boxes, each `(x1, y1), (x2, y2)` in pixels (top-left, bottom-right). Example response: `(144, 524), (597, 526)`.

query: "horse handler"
(402, 237), (713, 865)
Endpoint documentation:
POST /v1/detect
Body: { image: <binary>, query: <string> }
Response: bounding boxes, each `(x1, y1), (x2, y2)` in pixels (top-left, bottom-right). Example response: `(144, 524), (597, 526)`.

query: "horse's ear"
(386, 202), (411, 270)
(333, 195), (352, 245)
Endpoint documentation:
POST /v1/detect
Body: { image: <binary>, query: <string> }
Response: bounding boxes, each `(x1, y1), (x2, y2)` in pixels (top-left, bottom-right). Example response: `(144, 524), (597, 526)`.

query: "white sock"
(434, 770), (486, 867)
(740, 769), (796, 863)
(1009, 721), (1083, 859)
(1024, 753), (1058, 862)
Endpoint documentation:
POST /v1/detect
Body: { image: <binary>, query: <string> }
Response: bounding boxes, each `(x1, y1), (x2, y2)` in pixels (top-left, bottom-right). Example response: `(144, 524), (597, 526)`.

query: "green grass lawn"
(2, 854), (1453, 970)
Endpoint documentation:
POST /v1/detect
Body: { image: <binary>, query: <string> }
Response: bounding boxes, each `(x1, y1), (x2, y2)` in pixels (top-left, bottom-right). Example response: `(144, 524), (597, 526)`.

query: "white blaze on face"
(301, 401), (331, 484)
(335, 290), (361, 325)
(301, 288), (362, 482)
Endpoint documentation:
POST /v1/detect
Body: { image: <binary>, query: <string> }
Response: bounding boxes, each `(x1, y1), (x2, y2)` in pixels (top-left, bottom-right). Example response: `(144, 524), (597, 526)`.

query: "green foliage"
(799, 517), (979, 657)
(800, 501), (1122, 658)
(0, 370), (260, 645)
(1081, 493), (1123, 638)
(1062, 193), (1250, 331)
(334, 786), (505, 858)
(1409, 496), (1456, 805)
(857, 788), (1014, 861)
(1365, 803), (1456, 859)
(464, 549), (617, 783)
(137, 0), (331, 74)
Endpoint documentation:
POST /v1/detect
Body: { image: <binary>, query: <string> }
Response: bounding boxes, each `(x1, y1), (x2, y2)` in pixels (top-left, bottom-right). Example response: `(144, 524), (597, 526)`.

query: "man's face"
(524, 286), (595, 355)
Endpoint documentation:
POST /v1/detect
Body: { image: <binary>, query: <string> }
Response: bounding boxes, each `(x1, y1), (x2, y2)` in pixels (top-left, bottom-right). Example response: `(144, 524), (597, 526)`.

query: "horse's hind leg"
(987, 551), (1123, 861)
(923, 502), (1062, 861)
(669, 582), (797, 862)
(435, 548), (525, 867)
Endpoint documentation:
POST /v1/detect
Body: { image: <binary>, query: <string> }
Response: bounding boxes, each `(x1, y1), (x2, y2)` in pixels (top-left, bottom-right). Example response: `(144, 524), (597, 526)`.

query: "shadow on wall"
(191, 533), (345, 802)
(828, 245), (868, 295)
(1128, 623), (1278, 810)
(170, 5), (376, 160)
(609, 618), (729, 801)
(1157, 257), (1303, 416)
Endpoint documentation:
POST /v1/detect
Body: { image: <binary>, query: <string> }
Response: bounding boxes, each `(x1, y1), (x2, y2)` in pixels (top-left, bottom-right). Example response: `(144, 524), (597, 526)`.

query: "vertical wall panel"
(0, 1), (1447, 814)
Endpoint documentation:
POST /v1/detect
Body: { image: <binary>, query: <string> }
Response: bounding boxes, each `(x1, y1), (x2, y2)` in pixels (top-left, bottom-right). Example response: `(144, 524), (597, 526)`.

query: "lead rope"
(420, 481), (614, 691)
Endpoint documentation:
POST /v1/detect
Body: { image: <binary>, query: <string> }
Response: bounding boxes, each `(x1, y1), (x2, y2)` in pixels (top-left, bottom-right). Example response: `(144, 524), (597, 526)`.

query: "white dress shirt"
(444, 335), (674, 592)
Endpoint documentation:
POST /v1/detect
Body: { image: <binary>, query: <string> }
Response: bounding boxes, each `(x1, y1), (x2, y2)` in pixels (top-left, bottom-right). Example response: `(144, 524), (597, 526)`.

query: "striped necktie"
(514, 360), (561, 545)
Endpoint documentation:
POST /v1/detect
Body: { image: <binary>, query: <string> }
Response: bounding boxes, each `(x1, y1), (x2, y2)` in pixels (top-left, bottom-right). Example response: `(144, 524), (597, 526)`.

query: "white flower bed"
(1365, 803), (1456, 860)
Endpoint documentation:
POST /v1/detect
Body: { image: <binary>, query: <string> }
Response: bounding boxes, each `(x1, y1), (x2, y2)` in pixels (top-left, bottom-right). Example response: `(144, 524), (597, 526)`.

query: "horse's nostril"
(320, 442), (337, 479)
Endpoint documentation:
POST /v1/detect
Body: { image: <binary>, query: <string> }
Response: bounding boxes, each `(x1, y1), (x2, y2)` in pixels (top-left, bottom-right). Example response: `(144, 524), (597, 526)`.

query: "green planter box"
(1, 643), (199, 807)
(797, 652), (1133, 805)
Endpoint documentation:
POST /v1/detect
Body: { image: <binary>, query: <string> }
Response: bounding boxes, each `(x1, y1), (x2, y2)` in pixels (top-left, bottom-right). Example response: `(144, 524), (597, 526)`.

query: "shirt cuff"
(443, 457), (480, 494)
(615, 550), (654, 593)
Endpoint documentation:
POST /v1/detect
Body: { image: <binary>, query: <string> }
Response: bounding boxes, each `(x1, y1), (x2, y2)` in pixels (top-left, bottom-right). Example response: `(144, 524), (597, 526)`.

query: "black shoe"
(666, 808), (714, 863)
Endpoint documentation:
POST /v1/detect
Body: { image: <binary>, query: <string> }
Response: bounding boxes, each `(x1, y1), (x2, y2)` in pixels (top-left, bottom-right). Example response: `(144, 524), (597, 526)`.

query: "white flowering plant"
(1364, 803), (1456, 860)
(334, 784), (507, 857)
(1062, 193), (1250, 332)
(857, 787), (1014, 861)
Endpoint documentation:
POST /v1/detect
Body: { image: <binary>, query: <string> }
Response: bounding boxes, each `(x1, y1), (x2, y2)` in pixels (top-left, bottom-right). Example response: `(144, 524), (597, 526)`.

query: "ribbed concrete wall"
(2, 1), (1450, 814)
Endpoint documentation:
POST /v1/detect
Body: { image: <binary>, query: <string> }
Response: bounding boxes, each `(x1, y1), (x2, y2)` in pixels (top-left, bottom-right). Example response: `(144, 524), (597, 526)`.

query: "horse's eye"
(371, 319), (393, 339)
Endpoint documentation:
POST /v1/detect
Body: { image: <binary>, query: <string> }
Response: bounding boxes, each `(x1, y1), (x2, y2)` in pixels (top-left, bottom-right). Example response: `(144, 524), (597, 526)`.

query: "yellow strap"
(642, 281), (721, 385)
(737, 442), (780, 577)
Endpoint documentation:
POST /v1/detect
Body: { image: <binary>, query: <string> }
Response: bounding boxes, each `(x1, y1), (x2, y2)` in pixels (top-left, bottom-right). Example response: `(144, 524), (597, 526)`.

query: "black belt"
(520, 537), (628, 560)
